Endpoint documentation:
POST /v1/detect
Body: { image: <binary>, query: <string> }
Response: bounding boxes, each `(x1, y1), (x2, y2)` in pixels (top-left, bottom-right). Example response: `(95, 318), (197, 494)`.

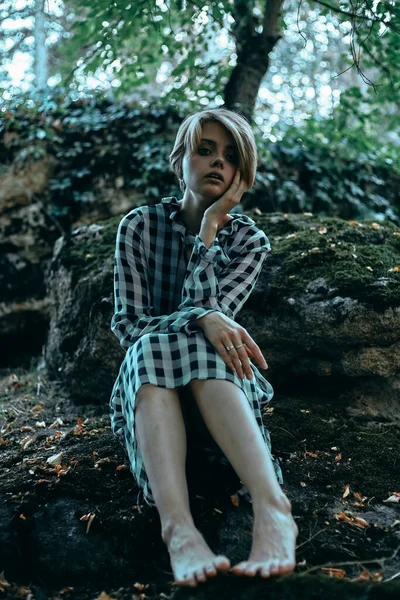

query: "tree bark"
(224, 0), (283, 121)
(34, 0), (48, 91)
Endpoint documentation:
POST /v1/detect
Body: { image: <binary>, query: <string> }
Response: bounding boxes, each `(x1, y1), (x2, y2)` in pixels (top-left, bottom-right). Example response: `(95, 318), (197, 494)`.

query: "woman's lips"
(205, 176), (223, 183)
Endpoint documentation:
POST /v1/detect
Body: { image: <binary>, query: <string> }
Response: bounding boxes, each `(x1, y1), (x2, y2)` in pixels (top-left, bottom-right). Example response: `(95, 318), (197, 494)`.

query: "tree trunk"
(34, 0), (48, 91)
(224, 0), (283, 121)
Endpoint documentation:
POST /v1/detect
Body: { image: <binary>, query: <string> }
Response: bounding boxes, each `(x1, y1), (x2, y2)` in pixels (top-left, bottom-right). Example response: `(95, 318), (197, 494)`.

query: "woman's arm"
(111, 211), (219, 349)
(178, 220), (271, 325)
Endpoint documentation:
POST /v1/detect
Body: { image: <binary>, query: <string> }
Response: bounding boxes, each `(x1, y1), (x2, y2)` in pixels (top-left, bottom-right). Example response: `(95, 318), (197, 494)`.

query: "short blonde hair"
(169, 108), (257, 192)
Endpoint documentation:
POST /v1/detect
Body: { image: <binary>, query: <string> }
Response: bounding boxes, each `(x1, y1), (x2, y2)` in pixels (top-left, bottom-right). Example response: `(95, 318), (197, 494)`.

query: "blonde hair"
(169, 108), (257, 192)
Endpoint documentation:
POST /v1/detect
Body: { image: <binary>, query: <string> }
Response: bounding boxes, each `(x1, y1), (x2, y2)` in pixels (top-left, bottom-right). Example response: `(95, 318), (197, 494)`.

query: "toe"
(260, 564), (271, 578)
(280, 560), (296, 575)
(230, 561), (248, 575)
(205, 564), (217, 578)
(178, 573), (197, 587)
(214, 555), (231, 572)
(269, 561), (281, 575)
(195, 568), (207, 583)
(244, 563), (260, 576)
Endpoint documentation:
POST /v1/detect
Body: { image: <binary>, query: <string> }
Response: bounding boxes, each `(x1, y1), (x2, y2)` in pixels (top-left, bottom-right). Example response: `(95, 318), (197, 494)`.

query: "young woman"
(110, 108), (298, 587)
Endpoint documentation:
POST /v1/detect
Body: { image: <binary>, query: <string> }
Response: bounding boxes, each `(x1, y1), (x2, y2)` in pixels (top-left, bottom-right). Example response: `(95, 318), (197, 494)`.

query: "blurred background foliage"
(1, 0), (399, 228)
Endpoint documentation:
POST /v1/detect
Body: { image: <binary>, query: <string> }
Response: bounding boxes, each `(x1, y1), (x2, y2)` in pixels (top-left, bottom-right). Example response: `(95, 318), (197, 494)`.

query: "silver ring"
(235, 344), (245, 349)
(225, 345), (234, 352)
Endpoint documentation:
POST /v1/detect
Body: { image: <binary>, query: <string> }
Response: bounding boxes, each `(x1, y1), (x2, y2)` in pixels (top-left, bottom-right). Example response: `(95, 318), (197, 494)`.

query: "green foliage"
(1, 95), (399, 230)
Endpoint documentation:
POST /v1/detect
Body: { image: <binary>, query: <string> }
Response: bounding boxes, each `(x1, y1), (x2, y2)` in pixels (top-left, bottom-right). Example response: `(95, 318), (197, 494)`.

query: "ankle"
(161, 514), (195, 545)
(253, 490), (293, 516)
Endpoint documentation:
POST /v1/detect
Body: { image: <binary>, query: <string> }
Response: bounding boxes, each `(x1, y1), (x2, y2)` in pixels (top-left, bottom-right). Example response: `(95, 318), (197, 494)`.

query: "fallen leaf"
(383, 492), (400, 503)
(370, 222), (382, 229)
(306, 451), (318, 458)
(252, 207), (262, 215)
(214, 508), (223, 514)
(230, 493), (240, 508)
(300, 481), (307, 487)
(47, 452), (63, 466)
(116, 464), (129, 471)
(343, 484), (350, 498)
(335, 453), (342, 462)
(319, 226), (327, 234)
(321, 567), (346, 578)
(133, 583), (146, 591)
(80, 512), (95, 533)
(96, 593), (115, 600)
(334, 511), (370, 528)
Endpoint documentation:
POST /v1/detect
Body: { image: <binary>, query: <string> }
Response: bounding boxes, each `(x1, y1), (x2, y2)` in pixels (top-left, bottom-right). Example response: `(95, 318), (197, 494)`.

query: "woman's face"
(181, 121), (239, 201)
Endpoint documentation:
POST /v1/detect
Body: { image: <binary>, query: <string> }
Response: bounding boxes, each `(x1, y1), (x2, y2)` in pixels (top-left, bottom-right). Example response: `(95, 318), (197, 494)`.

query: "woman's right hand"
(196, 311), (268, 380)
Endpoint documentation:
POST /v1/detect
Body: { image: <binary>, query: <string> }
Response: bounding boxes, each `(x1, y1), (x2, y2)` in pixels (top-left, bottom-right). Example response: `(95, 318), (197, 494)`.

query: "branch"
(311, 0), (400, 32)
(299, 544), (400, 576)
(262, 0), (284, 38)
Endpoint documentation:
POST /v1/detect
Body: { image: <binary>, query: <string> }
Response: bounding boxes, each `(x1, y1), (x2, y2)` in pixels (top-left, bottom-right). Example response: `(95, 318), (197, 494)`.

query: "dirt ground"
(0, 365), (399, 599)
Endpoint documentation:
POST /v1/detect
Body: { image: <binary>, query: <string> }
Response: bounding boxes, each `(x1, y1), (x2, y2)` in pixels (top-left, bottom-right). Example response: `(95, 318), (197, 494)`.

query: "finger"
(225, 346), (245, 379)
(235, 346), (253, 380)
(242, 335), (268, 369)
(218, 343), (243, 378)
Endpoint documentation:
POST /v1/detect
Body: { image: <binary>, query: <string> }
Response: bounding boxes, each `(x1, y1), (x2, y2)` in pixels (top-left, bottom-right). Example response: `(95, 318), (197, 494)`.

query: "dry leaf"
(252, 207), (262, 215)
(96, 593), (116, 600)
(334, 511), (370, 528)
(116, 464), (129, 471)
(343, 484), (350, 498)
(133, 583), (146, 591)
(335, 453), (342, 462)
(306, 451), (318, 458)
(319, 226), (327, 234)
(47, 452), (63, 466)
(230, 493), (240, 508)
(80, 512), (95, 533)
(214, 508), (223, 514)
(321, 567), (346, 578)
(300, 481), (307, 487)
(383, 492), (400, 503)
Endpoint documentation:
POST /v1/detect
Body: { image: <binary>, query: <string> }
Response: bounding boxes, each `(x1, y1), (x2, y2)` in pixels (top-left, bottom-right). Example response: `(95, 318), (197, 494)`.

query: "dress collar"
(160, 196), (251, 243)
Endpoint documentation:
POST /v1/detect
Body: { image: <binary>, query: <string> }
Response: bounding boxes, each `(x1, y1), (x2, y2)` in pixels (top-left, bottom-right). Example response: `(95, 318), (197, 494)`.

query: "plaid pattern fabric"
(110, 196), (283, 506)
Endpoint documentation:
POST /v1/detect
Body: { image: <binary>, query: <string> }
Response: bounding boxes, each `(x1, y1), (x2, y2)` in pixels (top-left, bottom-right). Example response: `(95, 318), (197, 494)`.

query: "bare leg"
(134, 383), (230, 586)
(189, 379), (298, 578)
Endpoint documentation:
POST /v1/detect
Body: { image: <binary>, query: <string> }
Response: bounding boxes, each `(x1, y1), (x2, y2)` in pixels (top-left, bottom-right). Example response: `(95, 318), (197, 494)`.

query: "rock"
(44, 211), (400, 417)
(0, 161), (60, 365)
(44, 219), (124, 402)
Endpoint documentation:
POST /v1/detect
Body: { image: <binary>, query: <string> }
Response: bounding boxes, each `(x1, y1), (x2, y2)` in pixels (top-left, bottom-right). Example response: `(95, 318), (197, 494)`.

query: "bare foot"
(231, 495), (298, 578)
(165, 523), (231, 587)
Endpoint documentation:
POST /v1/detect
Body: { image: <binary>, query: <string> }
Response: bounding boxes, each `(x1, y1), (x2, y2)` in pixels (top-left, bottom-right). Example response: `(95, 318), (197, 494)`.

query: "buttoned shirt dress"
(110, 196), (283, 506)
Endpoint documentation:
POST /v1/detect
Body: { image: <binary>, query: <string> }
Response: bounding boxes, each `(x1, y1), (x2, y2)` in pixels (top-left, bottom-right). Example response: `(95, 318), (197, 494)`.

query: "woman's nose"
(211, 155), (224, 167)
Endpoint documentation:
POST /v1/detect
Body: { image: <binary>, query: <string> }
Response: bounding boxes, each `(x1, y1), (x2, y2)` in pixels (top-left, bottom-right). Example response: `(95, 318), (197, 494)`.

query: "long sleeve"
(179, 222), (271, 331)
(111, 211), (218, 349)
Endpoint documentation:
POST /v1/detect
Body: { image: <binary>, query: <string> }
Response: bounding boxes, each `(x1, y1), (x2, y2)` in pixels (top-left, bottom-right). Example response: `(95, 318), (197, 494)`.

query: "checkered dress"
(110, 196), (283, 505)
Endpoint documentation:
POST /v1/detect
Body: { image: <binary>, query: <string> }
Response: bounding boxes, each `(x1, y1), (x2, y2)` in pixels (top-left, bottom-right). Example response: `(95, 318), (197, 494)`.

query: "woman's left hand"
(203, 170), (248, 229)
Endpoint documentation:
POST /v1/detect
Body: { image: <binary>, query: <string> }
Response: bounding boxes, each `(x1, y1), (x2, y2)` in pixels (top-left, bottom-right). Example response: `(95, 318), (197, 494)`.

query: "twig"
(299, 544), (400, 576)
(296, 525), (333, 549)
(383, 570), (400, 583)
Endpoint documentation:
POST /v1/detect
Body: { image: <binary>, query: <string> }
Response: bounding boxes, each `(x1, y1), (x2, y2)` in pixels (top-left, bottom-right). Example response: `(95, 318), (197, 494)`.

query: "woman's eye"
(198, 147), (210, 155)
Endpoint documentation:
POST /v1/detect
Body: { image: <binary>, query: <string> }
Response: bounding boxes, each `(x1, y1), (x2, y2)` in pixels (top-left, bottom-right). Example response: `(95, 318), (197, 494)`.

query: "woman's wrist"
(199, 218), (218, 248)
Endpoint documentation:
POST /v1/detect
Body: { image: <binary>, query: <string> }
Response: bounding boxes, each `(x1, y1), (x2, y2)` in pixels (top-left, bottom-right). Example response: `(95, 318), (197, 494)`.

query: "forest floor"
(0, 365), (400, 600)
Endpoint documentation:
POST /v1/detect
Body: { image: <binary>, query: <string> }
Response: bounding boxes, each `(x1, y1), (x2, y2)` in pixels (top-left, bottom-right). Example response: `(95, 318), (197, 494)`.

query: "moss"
(56, 216), (121, 281)
(251, 212), (400, 309)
